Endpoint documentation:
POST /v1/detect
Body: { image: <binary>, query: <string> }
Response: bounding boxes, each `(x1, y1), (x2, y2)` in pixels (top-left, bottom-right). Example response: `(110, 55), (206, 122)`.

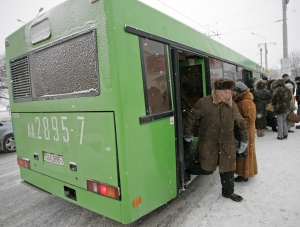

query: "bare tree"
(0, 52), (8, 100)
(290, 50), (300, 78)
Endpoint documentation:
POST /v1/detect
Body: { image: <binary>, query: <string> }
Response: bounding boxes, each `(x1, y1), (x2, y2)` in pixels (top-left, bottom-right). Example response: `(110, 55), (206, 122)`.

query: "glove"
(184, 135), (193, 142)
(236, 140), (249, 157)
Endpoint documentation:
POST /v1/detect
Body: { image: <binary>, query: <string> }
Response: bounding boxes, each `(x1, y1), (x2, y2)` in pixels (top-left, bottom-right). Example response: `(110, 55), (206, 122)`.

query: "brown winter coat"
(233, 89), (258, 178)
(184, 90), (248, 173)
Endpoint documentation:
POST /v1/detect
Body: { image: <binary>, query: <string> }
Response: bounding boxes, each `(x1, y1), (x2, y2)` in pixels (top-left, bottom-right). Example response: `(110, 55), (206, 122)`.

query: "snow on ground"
(181, 120), (300, 227)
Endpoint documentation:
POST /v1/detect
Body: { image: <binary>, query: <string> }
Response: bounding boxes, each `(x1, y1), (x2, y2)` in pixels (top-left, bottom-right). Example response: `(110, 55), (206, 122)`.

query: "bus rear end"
(6, 0), (179, 224)
(6, 0), (126, 222)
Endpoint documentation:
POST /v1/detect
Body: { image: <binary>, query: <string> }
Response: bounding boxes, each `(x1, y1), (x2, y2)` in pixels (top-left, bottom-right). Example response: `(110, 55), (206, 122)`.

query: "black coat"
(296, 82), (300, 103)
(253, 82), (271, 129)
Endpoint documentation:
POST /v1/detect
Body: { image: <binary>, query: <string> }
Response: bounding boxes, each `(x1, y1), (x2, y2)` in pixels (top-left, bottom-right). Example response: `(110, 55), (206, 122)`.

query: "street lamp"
(251, 33), (276, 70)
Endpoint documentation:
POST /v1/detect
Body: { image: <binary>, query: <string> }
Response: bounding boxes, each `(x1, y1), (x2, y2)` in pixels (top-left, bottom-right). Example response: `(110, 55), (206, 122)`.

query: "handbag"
(286, 112), (300, 123)
(265, 103), (274, 112)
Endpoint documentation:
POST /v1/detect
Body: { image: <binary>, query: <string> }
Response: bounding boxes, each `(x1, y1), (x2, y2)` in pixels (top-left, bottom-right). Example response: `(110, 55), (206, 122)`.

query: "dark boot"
(234, 176), (248, 182)
(272, 127), (277, 132)
(222, 193), (243, 202)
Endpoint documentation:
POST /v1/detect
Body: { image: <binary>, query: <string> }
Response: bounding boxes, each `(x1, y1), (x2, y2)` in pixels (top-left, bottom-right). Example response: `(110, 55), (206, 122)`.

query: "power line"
(157, 0), (217, 36)
(209, 20), (280, 37)
(206, 0), (276, 26)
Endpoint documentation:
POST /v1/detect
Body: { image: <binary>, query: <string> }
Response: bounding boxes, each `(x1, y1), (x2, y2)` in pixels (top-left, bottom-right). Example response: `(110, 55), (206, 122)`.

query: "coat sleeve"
(233, 107), (248, 142)
(239, 100), (256, 128)
(183, 99), (202, 136)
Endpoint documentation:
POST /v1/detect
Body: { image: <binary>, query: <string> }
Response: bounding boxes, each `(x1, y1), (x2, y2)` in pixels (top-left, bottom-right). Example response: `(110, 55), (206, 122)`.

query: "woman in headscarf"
(232, 81), (258, 182)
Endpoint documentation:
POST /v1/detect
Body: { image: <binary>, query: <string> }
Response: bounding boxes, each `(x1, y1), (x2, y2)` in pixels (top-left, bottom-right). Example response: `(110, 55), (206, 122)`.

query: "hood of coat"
(233, 88), (254, 103)
(273, 79), (285, 89)
(211, 89), (233, 107)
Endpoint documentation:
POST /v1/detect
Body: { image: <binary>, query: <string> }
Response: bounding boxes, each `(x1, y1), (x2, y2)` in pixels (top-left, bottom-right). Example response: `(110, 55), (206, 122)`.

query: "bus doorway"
(170, 48), (208, 190)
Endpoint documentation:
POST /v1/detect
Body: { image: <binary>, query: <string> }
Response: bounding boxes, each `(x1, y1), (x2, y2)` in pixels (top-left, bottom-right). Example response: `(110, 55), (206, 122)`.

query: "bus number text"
(28, 116), (84, 144)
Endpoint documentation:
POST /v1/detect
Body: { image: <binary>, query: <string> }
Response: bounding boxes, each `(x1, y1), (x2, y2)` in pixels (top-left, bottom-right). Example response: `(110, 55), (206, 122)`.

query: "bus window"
(140, 38), (171, 115)
(223, 62), (238, 81)
(237, 66), (243, 81)
(209, 58), (223, 90)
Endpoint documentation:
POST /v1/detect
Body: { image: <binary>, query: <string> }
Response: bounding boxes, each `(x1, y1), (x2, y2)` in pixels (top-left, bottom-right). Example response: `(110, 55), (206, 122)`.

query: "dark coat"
(271, 79), (293, 114)
(233, 89), (258, 178)
(253, 82), (271, 129)
(184, 90), (248, 173)
(296, 82), (300, 103)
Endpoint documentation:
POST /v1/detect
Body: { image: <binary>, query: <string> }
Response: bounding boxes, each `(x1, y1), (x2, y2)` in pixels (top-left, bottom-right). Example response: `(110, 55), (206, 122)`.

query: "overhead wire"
(206, 0), (276, 26)
(156, 0), (217, 36)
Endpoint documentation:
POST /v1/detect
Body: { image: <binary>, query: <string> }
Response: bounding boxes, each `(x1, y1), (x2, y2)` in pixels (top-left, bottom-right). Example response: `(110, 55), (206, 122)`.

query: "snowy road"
(1, 110), (300, 226)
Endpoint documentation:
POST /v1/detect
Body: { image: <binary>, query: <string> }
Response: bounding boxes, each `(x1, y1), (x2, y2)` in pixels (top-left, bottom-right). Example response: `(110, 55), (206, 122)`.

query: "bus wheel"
(3, 134), (16, 152)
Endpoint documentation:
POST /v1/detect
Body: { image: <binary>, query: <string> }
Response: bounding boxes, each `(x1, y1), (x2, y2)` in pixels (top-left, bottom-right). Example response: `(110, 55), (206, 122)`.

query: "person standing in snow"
(285, 83), (296, 132)
(271, 79), (294, 140)
(266, 79), (278, 132)
(295, 76), (300, 119)
(232, 82), (258, 182)
(253, 80), (271, 137)
(184, 78), (248, 202)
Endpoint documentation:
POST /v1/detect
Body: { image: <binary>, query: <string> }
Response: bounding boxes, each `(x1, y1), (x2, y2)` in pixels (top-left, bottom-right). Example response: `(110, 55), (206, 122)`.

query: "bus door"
(170, 48), (207, 189)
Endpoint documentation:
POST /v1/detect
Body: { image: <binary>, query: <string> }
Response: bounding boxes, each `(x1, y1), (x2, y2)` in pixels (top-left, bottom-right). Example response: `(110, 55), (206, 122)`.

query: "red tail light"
(87, 179), (120, 200)
(17, 157), (30, 169)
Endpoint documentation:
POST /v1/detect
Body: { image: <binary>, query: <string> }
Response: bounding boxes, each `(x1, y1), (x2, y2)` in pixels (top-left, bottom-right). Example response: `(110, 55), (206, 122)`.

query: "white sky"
(1, 0), (299, 70)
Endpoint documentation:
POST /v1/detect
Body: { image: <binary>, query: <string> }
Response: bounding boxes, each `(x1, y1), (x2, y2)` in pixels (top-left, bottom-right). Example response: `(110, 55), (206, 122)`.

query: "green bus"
(5, 0), (263, 224)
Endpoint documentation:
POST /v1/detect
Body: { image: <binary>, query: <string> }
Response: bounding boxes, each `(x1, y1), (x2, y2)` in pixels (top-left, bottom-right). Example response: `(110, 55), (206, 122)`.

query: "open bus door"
(170, 48), (208, 190)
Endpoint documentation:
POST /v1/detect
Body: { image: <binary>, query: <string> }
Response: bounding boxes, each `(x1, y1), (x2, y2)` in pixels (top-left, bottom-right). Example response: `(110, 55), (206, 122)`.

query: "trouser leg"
(277, 114), (284, 138)
(283, 113), (288, 137)
(220, 171), (234, 195)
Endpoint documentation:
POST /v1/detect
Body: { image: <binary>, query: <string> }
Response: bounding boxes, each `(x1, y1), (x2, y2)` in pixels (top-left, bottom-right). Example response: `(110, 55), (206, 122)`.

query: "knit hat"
(214, 78), (235, 90)
(295, 76), (300, 81)
(234, 81), (248, 93)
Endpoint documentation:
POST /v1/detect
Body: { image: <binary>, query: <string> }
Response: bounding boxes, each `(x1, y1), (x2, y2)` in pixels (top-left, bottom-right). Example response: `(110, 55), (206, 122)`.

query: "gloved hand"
(236, 140), (249, 157)
(184, 135), (193, 142)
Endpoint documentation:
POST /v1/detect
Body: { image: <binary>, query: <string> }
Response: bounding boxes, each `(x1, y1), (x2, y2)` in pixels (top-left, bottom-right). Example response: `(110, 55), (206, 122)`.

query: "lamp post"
(251, 33), (276, 71)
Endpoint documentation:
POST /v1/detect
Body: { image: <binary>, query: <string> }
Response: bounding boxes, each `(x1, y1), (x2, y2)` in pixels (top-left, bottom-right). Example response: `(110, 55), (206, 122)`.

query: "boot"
(257, 129), (261, 137)
(261, 129), (264, 137)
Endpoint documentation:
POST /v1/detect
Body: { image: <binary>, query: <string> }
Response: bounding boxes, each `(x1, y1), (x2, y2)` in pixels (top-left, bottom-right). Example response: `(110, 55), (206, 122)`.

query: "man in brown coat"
(184, 78), (248, 202)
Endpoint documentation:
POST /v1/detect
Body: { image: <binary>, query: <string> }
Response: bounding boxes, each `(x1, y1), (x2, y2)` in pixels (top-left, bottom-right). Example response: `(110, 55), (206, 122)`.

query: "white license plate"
(44, 153), (64, 165)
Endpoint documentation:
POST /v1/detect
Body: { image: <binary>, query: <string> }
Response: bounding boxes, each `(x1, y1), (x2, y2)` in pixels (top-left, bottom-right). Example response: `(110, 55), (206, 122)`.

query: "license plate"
(44, 153), (64, 165)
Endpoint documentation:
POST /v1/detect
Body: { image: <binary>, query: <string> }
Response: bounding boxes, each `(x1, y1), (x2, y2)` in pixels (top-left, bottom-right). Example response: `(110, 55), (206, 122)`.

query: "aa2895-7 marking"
(27, 116), (85, 144)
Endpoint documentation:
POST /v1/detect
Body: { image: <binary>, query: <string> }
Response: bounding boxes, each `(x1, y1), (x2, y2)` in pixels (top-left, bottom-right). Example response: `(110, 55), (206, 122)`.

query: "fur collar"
(212, 89), (233, 107)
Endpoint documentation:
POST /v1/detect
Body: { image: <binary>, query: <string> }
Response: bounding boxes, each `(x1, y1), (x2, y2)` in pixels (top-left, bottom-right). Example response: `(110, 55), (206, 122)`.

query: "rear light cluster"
(17, 157), (30, 169)
(87, 179), (120, 200)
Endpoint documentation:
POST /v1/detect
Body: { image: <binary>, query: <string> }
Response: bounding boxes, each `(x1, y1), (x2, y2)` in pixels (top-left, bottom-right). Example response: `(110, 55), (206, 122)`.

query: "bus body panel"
(12, 112), (119, 188)
(19, 167), (122, 223)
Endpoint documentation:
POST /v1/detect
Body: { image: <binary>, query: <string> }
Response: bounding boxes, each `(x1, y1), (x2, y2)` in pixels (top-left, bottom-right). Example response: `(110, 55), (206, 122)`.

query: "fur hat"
(257, 80), (266, 89)
(234, 81), (248, 93)
(214, 78), (235, 90)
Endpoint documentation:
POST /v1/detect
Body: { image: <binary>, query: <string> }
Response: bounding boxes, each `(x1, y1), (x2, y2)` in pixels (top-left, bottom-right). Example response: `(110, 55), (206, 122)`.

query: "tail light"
(87, 179), (120, 200)
(17, 157), (30, 169)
